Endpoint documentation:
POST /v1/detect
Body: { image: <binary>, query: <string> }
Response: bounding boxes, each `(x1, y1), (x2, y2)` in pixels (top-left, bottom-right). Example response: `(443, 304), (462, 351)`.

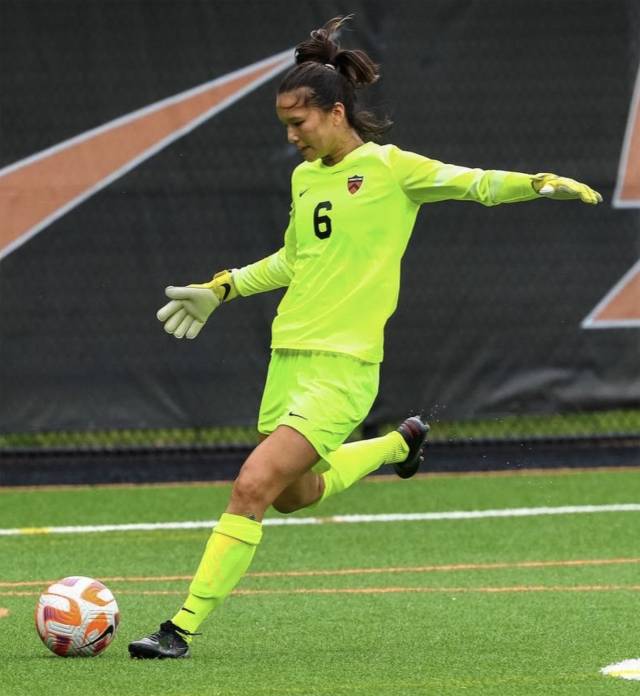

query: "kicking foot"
(128, 620), (193, 659)
(394, 415), (429, 479)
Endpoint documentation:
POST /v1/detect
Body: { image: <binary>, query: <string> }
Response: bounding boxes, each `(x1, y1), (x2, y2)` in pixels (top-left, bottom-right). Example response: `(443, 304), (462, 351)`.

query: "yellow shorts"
(257, 348), (379, 468)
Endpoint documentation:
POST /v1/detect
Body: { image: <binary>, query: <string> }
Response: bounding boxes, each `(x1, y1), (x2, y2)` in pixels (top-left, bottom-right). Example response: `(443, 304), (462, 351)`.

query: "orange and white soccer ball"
(35, 576), (120, 657)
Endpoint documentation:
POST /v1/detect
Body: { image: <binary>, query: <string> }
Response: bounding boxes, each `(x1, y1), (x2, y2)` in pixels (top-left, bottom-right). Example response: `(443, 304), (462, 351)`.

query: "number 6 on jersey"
(313, 201), (332, 239)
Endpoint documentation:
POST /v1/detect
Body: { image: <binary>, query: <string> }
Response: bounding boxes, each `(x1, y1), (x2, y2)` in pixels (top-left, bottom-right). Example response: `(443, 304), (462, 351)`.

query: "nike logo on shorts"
(288, 411), (308, 420)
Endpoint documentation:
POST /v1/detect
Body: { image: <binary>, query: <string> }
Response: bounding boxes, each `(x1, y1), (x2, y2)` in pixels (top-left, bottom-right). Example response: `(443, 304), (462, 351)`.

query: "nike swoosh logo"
(288, 412), (308, 420)
(299, 188), (310, 197)
(220, 283), (231, 302)
(79, 624), (114, 649)
(0, 49), (295, 261)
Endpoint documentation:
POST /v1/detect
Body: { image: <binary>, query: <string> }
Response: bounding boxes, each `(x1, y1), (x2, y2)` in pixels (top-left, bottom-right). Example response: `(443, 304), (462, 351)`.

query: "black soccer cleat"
(128, 620), (193, 659)
(394, 415), (430, 479)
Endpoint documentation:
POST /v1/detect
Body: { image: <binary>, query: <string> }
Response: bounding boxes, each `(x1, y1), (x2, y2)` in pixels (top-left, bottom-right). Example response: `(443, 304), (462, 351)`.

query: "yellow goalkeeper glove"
(156, 270), (239, 340)
(532, 173), (602, 204)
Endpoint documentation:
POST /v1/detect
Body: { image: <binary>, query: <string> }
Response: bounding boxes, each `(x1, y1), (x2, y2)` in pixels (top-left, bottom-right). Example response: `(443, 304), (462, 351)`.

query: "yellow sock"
(318, 431), (409, 505)
(172, 512), (262, 637)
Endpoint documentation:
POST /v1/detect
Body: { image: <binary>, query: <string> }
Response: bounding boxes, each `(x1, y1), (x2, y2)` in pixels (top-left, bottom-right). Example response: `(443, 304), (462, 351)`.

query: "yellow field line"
(2, 556), (640, 589)
(4, 585), (640, 598)
(235, 584), (640, 596)
(248, 556), (640, 578)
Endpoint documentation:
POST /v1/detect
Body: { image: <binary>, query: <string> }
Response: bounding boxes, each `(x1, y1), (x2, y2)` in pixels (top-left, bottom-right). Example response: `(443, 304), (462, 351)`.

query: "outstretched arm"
(389, 148), (602, 207)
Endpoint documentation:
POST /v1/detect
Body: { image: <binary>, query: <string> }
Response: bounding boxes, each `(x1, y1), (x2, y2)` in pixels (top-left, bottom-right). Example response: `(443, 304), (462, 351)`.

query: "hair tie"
(324, 63), (336, 70)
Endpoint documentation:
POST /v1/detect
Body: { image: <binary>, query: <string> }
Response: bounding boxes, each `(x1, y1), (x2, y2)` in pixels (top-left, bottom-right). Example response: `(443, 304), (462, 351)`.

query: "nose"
(287, 125), (298, 144)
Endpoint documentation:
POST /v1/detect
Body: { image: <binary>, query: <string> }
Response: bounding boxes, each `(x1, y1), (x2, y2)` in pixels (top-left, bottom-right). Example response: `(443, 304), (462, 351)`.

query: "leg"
(271, 416), (430, 514)
(272, 470), (324, 513)
(128, 425), (320, 659)
(257, 351), (417, 513)
(258, 430), (325, 514)
(227, 424), (320, 521)
(312, 416), (430, 507)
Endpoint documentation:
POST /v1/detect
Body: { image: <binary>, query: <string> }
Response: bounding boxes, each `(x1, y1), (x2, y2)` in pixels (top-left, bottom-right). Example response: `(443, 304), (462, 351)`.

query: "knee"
(230, 474), (271, 511)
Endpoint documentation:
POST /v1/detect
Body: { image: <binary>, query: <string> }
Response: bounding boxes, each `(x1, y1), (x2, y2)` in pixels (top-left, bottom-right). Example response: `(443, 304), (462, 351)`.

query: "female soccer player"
(129, 16), (601, 659)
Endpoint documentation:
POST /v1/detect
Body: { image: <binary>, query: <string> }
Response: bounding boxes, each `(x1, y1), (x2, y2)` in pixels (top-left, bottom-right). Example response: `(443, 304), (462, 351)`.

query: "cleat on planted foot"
(394, 415), (429, 479)
(128, 620), (192, 659)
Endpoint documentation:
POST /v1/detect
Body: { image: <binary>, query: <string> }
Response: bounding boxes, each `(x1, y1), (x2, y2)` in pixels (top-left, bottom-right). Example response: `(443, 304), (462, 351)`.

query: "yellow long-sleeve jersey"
(233, 142), (540, 363)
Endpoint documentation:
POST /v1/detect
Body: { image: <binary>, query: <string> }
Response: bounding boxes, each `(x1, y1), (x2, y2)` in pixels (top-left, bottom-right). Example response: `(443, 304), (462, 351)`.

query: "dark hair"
(278, 16), (392, 142)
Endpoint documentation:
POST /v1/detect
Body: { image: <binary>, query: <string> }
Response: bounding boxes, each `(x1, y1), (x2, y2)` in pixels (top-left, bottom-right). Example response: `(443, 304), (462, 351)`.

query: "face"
(276, 89), (345, 162)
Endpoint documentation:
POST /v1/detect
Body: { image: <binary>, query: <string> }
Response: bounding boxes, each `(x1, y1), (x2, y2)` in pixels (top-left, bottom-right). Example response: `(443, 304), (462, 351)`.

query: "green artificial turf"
(1, 469), (639, 695)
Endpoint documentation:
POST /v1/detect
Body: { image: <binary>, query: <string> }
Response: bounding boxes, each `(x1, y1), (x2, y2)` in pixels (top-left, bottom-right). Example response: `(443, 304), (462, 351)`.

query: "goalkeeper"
(129, 16), (601, 659)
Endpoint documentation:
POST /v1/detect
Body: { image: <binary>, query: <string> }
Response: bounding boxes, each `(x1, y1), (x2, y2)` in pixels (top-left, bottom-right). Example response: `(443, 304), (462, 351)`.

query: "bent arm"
(233, 205), (297, 296)
(233, 245), (294, 296)
(157, 205), (297, 339)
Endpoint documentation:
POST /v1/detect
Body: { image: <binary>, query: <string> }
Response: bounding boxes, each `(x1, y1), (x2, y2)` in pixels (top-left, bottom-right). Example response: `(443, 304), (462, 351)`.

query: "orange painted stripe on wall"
(0, 55), (291, 256)
(620, 93), (640, 202)
(593, 269), (640, 321)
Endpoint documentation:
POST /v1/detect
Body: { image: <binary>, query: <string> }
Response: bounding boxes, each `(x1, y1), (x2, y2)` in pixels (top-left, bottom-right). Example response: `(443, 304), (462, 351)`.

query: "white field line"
(1, 503), (640, 537)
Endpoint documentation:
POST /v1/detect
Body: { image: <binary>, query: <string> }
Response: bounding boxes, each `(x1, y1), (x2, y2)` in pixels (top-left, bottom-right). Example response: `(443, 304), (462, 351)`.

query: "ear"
(331, 102), (346, 126)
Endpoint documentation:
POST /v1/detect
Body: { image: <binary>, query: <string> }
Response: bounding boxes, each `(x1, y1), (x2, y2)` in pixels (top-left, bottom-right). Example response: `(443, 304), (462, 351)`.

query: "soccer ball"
(35, 576), (120, 657)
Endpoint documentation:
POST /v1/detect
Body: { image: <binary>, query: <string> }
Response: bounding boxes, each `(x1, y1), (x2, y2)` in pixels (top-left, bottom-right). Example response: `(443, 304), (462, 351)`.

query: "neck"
(321, 131), (364, 166)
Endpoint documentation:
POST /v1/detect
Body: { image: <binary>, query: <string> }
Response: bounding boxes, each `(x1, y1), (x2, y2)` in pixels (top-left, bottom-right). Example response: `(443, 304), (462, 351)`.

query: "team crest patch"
(347, 175), (364, 194)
